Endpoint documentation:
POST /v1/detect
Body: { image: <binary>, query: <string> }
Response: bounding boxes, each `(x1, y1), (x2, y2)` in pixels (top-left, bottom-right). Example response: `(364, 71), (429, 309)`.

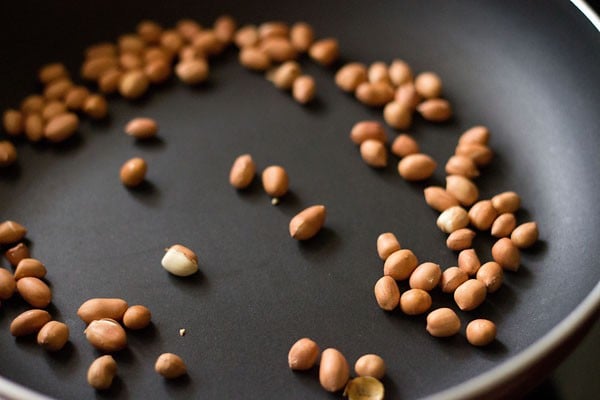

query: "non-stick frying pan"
(0, 1), (598, 399)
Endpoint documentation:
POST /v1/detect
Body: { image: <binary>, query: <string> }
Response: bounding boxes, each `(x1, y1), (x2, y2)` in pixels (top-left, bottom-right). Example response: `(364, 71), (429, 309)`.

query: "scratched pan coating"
(0, 1), (599, 399)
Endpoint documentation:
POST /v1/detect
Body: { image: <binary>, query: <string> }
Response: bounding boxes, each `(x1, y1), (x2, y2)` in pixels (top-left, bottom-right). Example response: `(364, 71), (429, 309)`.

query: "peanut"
(83, 94), (108, 119)
(119, 70), (150, 99)
(414, 72), (442, 99)
(446, 228), (476, 251)
(120, 157), (147, 187)
(98, 68), (122, 94)
(376, 232), (401, 260)
(319, 348), (350, 392)
(492, 237), (520, 271)
(239, 47), (271, 71)
(229, 154), (256, 189)
(426, 308), (461, 337)
(466, 319), (497, 346)
(350, 121), (387, 144)
(383, 249), (418, 280)
(20, 95), (45, 114)
(3, 109), (24, 136)
(290, 22), (314, 52)
(43, 78), (73, 100)
(16, 277), (52, 308)
(87, 355), (118, 390)
(0, 268), (16, 300)
(491, 191), (521, 214)
(468, 200), (498, 231)
(491, 213), (517, 238)
(268, 61), (301, 90)
(437, 206), (469, 233)
(214, 15), (237, 44)
(455, 143), (493, 166)
(394, 82), (421, 110)
(234, 25), (260, 48)
(44, 112), (79, 143)
(14, 258), (47, 280)
(41, 101), (67, 121)
(397, 153), (437, 181)
(445, 155), (479, 178)
(155, 353), (187, 379)
(39, 63), (69, 85)
(409, 262), (442, 291)
(4, 242), (29, 266)
(84, 318), (127, 352)
(355, 82), (394, 107)
(161, 244), (199, 277)
(391, 134), (420, 158)
(145, 59), (171, 84)
(360, 139), (387, 168)
(388, 59), (413, 86)
(373, 276), (400, 311)
(417, 99), (452, 122)
(64, 86), (90, 110)
(258, 21), (289, 39)
(354, 354), (386, 379)
(175, 59), (209, 85)
(0, 140), (17, 166)
(335, 63), (368, 92)
(400, 288), (432, 315)
(511, 222), (539, 248)
(309, 38), (339, 66)
(476, 261), (504, 293)
(125, 118), (158, 139)
(0, 220), (27, 244)
(288, 337), (320, 370)
(137, 20), (163, 44)
(289, 205), (326, 240)
(446, 175), (479, 206)
(122, 305), (152, 330)
(439, 266), (468, 293)
(368, 62), (391, 85)
(459, 126), (490, 145)
(261, 37), (297, 63)
(10, 309), (51, 336)
(37, 321), (69, 351)
(77, 298), (128, 324)
(292, 75), (316, 104)
(262, 165), (289, 198)
(454, 279), (487, 311)
(24, 113), (45, 142)
(383, 101), (412, 130)
(424, 186), (459, 212)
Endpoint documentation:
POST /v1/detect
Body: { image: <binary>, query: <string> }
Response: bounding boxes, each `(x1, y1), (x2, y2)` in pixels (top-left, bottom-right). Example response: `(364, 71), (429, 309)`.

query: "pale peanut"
(319, 348), (350, 392)
(491, 213), (517, 238)
(426, 308), (460, 337)
(288, 338), (320, 370)
(446, 175), (479, 206)
(492, 238), (520, 271)
(391, 134), (420, 158)
(446, 228), (476, 251)
(400, 288), (432, 315)
(476, 261), (504, 293)
(350, 121), (387, 144)
(440, 266), (468, 293)
(374, 276), (400, 311)
(289, 205), (326, 240)
(409, 262), (442, 291)
(466, 319), (497, 346)
(383, 249), (418, 280)
(454, 279), (487, 311)
(376, 232), (401, 260)
(511, 222), (539, 248)
(360, 139), (387, 168)
(335, 63), (368, 92)
(229, 154), (256, 189)
(397, 153), (437, 181)
(437, 206), (469, 233)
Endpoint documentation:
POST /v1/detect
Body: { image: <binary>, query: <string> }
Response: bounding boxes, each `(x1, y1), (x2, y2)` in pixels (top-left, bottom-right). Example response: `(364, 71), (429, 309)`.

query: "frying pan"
(0, 1), (598, 399)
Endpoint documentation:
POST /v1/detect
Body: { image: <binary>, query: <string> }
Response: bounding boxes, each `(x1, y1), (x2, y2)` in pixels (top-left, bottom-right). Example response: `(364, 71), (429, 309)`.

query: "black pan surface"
(0, 1), (599, 399)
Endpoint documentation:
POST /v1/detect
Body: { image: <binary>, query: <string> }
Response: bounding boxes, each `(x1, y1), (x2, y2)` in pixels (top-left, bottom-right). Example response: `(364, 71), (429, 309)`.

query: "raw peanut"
(77, 298), (128, 324)
(288, 337), (320, 370)
(118, 34), (145, 54)
(119, 70), (150, 99)
(176, 59), (209, 85)
(354, 354), (386, 379)
(20, 95), (46, 114)
(289, 205), (326, 240)
(400, 288), (432, 315)
(0, 141), (18, 167)
(258, 21), (289, 39)
(234, 25), (260, 48)
(376, 232), (401, 260)
(292, 75), (316, 104)
(161, 244), (199, 277)
(229, 154), (256, 189)
(214, 15), (237, 44)
(155, 353), (187, 379)
(120, 157), (147, 187)
(119, 52), (144, 70)
(476, 261), (504, 293)
(122, 305), (152, 330)
(445, 155), (479, 178)
(0, 220), (27, 244)
(3, 109), (24, 136)
(239, 47), (271, 71)
(41, 100), (67, 121)
(16, 277), (52, 308)
(383, 249), (418, 280)
(373, 276), (400, 311)
(83, 94), (108, 119)
(268, 61), (301, 90)
(0, 268), (16, 300)
(146, 46), (171, 63)
(191, 30), (225, 56)
(5, 242), (30, 266)
(388, 59), (413, 86)
(446, 228), (476, 251)
(466, 319), (497, 346)
(319, 348), (350, 392)
(491, 191), (521, 214)
(85, 42), (118, 59)
(491, 213), (517, 237)
(417, 99), (452, 122)
(14, 258), (47, 280)
(82, 57), (118, 81)
(125, 118), (158, 139)
(24, 113), (45, 142)
(394, 82), (421, 110)
(10, 309), (51, 336)
(37, 321), (69, 351)
(85, 318), (127, 352)
(468, 200), (497, 231)
(426, 308), (461, 337)
(309, 38), (339, 66)
(409, 262), (442, 291)
(368, 62), (391, 85)
(39, 63), (68, 84)
(290, 22), (314, 52)
(437, 206), (470, 233)
(492, 238), (521, 271)
(262, 165), (289, 198)
(44, 78), (73, 100)
(414, 72), (442, 99)
(424, 186), (459, 212)
(145, 59), (171, 84)
(335, 63), (368, 92)
(137, 20), (163, 44)
(457, 249), (481, 276)
(440, 266), (468, 293)
(446, 175), (479, 206)
(64, 86), (90, 110)
(355, 82), (394, 107)
(391, 134), (419, 158)
(98, 69), (122, 94)
(44, 112), (78, 142)
(350, 121), (387, 144)
(260, 37), (297, 63)
(454, 279), (487, 311)
(455, 143), (493, 166)
(459, 126), (490, 145)
(360, 139), (387, 168)
(397, 153), (437, 181)
(87, 355), (118, 390)
(175, 19), (201, 42)
(383, 101), (412, 130)
(511, 222), (539, 248)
